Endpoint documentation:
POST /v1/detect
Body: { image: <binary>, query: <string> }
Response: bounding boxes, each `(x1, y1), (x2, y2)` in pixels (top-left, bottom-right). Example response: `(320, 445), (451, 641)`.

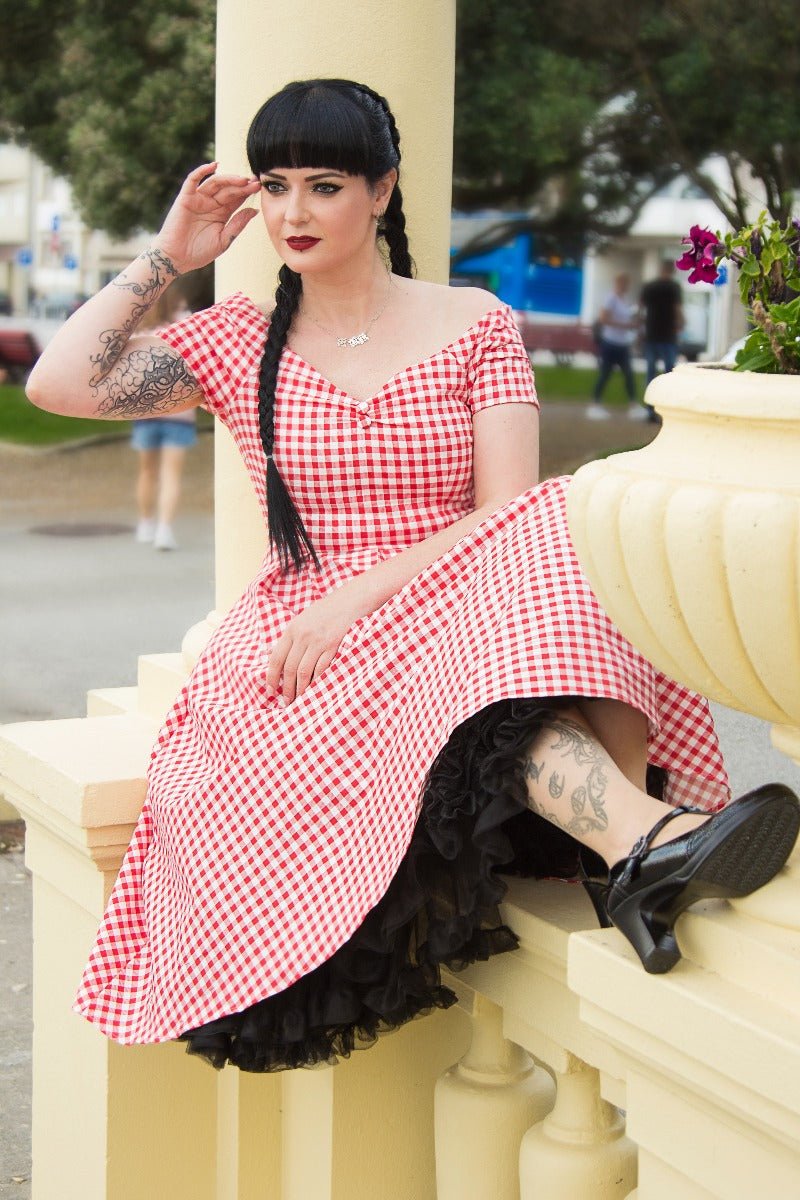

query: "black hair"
(248, 79), (415, 571)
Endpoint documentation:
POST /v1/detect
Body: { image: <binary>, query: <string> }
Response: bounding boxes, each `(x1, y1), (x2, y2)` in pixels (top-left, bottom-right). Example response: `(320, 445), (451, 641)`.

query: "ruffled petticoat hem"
(180, 698), (667, 1073)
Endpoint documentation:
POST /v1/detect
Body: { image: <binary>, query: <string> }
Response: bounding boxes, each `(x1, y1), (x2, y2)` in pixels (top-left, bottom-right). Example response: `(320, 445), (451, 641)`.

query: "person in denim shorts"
(131, 291), (197, 549)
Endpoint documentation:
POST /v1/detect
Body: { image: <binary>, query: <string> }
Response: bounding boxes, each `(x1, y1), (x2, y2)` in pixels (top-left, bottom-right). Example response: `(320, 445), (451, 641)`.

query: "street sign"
(16, 247), (33, 266)
(63, 255), (78, 270)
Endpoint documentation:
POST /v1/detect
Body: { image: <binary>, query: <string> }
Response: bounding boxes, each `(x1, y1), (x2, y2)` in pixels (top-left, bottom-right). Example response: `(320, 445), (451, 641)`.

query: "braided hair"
(247, 79), (415, 571)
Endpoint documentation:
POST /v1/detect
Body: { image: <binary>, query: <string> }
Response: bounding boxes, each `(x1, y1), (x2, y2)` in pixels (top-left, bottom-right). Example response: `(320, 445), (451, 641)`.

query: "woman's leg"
(592, 343), (615, 400)
(521, 699), (800, 973)
(157, 445), (187, 526)
(136, 448), (159, 521)
(520, 702), (707, 867)
(620, 348), (637, 402)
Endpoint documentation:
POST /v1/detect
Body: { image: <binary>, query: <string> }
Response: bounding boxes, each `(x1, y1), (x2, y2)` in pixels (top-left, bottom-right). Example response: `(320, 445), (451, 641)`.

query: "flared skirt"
(73, 478), (729, 1051)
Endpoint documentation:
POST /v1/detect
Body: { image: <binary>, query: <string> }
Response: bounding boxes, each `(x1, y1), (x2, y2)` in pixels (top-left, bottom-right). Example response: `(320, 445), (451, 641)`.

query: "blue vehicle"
(451, 219), (585, 317)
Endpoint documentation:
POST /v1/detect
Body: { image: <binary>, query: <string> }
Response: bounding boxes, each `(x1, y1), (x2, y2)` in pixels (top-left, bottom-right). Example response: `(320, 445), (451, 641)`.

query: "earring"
(376, 210), (386, 232)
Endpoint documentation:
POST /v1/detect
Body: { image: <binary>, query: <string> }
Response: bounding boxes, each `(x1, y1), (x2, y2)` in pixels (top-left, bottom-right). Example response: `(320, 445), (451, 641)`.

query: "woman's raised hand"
(152, 163), (261, 275)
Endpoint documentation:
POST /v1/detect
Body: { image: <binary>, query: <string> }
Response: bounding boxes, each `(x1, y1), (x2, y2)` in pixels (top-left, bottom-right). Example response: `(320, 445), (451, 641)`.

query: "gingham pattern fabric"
(73, 293), (729, 1044)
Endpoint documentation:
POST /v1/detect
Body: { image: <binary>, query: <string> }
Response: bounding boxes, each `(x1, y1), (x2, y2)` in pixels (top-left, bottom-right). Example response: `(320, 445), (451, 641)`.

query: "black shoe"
(577, 805), (708, 931)
(605, 785), (800, 974)
(578, 846), (613, 928)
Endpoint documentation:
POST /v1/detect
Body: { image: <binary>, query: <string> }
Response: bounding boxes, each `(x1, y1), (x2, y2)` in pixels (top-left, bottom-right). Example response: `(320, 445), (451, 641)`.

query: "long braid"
(382, 183), (414, 279)
(252, 79), (414, 572)
(257, 265), (320, 571)
(355, 85), (415, 279)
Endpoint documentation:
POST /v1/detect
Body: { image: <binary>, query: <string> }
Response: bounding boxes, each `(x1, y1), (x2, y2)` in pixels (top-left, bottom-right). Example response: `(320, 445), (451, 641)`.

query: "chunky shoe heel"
(608, 895), (681, 974)
(605, 785), (800, 975)
(581, 879), (613, 928)
(577, 846), (613, 928)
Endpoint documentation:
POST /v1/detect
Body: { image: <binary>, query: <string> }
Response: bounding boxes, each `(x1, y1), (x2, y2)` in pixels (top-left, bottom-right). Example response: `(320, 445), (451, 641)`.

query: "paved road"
(2, 413), (800, 1195)
(0, 435), (216, 1196)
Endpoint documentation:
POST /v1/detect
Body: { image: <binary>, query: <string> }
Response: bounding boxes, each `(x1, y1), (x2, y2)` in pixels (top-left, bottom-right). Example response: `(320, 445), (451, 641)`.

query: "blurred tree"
(3, 0), (796, 241)
(0, 0), (214, 238)
(551, 0), (800, 227)
(455, 0), (800, 232)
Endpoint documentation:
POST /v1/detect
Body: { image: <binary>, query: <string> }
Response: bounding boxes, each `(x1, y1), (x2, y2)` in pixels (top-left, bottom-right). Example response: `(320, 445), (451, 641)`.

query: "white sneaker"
(586, 403), (610, 421)
(628, 403), (649, 421)
(153, 523), (178, 551)
(136, 518), (156, 543)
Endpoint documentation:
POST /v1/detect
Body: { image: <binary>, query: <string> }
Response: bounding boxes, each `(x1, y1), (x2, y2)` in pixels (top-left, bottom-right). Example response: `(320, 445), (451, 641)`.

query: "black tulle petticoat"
(181, 698), (663, 1073)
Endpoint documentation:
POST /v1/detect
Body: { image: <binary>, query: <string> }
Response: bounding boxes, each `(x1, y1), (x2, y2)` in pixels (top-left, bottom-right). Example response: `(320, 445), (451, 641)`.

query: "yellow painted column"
(210, 3), (459, 1197)
(0, 5), (459, 1198)
(187, 0), (457, 656)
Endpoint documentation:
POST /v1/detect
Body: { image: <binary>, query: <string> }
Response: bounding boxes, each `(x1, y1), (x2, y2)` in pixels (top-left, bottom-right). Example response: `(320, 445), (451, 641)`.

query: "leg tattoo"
(523, 717), (610, 838)
(524, 758), (545, 784)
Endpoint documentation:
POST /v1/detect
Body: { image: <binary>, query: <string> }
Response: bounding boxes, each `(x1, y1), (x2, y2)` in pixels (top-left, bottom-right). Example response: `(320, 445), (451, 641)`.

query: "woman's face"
(257, 166), (395, 274)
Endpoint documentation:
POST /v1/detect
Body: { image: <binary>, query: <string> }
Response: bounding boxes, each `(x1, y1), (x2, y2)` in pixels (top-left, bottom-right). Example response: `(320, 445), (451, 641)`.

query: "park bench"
(514, 316), (599, 365)
(0, 329), (41, 383)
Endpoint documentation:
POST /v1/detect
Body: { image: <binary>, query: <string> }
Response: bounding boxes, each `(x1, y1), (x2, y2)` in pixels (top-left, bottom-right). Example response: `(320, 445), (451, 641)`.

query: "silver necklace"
(301, 269), (393, 349)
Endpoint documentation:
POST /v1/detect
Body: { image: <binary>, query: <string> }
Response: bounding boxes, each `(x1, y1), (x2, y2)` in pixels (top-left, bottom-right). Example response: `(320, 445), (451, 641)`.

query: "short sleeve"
(155, 291), (268, 423)
(467, 305), (539, 415)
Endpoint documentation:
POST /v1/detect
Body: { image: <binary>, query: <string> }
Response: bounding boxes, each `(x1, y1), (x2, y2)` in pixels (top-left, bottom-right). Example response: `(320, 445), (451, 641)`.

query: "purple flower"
(676, 226), (721, 284)
(792, 218), (800, 232)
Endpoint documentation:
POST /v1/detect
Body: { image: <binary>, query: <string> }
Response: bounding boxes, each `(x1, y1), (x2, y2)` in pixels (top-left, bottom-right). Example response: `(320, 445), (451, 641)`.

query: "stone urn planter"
(566, 363), (800, 749)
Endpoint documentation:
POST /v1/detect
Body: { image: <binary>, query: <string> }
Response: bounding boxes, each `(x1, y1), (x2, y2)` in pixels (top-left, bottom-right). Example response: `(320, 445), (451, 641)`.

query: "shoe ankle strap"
(628, 806), (695, 864)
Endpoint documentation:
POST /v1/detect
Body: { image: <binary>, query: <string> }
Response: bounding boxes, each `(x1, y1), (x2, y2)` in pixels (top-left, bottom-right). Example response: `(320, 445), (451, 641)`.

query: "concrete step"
(136, 652), (188, 722)
(86, 686), (139, 717)
(0, 713), (158, 831)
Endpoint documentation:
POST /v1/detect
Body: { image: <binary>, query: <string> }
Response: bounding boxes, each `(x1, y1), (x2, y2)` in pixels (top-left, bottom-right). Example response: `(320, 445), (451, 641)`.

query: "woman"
(27, 79), (799, 1072)
(130, 286), (197, 550)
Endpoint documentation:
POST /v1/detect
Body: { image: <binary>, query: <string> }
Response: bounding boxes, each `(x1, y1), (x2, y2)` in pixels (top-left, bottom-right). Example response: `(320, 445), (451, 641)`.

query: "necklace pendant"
(338, 332), (370, 349)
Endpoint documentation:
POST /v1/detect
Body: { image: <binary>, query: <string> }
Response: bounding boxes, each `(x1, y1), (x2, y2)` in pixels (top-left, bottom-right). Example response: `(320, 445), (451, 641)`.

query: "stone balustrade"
(3, 658), (800, 1198)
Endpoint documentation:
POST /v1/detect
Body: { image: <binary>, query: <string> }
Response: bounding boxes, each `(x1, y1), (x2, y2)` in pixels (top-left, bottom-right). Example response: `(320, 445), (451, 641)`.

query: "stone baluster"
(518, 1055), (637, 1199)
(434, 993), (556, 1200)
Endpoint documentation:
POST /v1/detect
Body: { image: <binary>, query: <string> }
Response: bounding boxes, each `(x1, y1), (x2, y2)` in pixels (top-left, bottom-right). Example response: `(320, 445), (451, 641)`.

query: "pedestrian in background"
(588, 272), (641, 420)
(640, 259), (684, 422)
(131, 287), (197, 549)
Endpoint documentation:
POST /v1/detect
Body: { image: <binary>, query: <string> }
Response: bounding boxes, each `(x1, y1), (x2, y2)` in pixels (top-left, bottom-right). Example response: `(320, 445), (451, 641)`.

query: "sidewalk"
(2, 409), (800, 1195)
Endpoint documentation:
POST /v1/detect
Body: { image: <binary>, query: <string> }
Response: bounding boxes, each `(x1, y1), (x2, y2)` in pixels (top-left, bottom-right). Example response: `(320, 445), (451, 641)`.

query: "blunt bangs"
(247, 84), (378, 180)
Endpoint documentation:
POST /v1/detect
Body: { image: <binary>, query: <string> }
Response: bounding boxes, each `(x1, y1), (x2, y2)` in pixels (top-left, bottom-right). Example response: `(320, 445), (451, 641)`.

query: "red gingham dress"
(74, 293), (729, 1053)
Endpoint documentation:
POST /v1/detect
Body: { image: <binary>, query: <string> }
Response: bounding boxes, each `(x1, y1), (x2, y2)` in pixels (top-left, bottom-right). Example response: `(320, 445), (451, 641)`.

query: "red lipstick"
(286, 237), (320, 251)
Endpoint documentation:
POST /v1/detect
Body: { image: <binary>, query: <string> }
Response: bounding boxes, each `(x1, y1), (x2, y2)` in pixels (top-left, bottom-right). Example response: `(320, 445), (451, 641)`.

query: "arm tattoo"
(89, 247), (182, 392)
(522, 717), (610, 839)
(94, 348), (198, 418)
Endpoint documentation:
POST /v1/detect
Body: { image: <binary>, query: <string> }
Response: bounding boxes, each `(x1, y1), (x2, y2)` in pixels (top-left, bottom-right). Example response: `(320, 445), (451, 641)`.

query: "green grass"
(0, 384), (214, 446)
(533, 364), (647, 405)
(0, 365), (639, 446)
(0, 384), (127, 445)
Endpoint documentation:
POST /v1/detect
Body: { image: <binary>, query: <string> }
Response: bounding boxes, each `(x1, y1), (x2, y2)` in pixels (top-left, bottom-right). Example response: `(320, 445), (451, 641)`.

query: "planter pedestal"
(565, 362), (800, 1196)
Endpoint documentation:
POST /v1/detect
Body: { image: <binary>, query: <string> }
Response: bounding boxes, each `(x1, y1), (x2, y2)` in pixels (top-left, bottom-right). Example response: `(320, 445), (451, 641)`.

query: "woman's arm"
(27, 247), (200, 417)
(267, 403), (540, 703)
(26, 164), (260, 418)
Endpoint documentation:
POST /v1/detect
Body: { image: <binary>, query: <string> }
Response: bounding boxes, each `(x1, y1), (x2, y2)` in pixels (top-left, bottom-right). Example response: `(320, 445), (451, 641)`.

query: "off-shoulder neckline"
(225, 291), (512, 405)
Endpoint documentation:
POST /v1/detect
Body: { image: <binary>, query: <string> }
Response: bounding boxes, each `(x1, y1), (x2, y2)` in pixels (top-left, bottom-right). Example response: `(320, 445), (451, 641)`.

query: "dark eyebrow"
(261, 170), (347, 182)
